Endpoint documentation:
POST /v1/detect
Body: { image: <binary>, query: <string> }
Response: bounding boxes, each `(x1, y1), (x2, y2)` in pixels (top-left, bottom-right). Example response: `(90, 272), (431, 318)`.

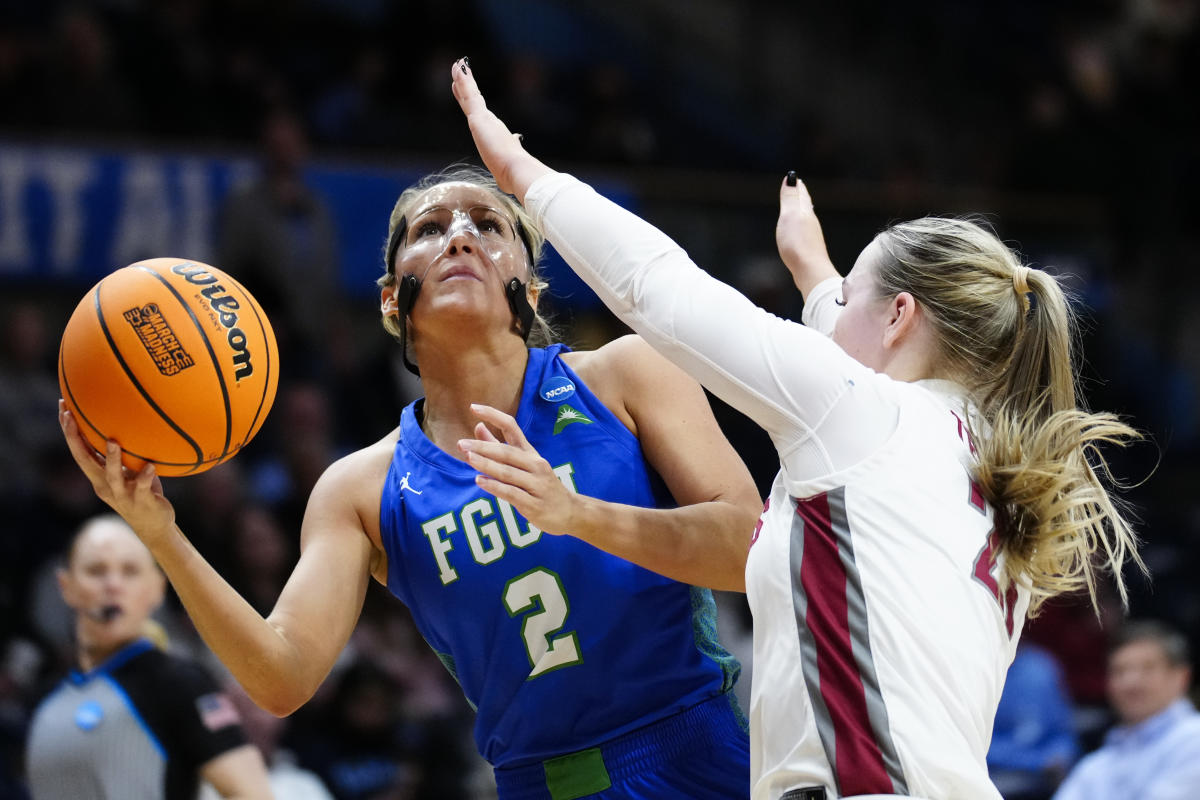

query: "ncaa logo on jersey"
(74, 700), (104, 731)
(539, 376), (575, 403)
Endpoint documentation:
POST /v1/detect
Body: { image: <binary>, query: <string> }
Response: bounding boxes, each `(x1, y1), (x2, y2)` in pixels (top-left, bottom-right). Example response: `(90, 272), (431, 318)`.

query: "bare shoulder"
(563, 334), (675, 390)
(307, 428), (400, 544)
(316, 428), (399, 496)
(562, 335), (697, 434)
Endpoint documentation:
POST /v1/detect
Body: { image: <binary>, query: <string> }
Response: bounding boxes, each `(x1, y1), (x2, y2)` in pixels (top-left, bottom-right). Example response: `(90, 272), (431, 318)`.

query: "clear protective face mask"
(401, 204), (522, 268)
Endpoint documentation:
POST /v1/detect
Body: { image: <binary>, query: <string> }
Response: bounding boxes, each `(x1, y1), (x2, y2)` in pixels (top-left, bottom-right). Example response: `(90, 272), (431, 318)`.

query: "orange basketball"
(58, 258), (279, 477)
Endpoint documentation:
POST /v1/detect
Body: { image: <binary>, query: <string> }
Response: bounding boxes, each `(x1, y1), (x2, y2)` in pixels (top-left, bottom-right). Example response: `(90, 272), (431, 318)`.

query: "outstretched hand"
(58, 399), (176, 546)
(458, 403), (577, 536)
(450, 57), (553, 203)
(775, 172), (840, 299)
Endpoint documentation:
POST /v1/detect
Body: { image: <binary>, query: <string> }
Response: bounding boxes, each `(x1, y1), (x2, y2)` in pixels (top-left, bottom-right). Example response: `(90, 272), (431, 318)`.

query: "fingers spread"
(59, 408), (106, 474)
(104, 440), (125, 487)
(473, 421), (500, 444)
(462, 447), (532, 488)
(470, 403), (531, 449)
(135, 463), (158, 492)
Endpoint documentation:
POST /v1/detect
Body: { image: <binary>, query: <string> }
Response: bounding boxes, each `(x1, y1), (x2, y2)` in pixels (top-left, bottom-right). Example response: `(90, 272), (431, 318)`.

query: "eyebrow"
(409, 204), (511, 220)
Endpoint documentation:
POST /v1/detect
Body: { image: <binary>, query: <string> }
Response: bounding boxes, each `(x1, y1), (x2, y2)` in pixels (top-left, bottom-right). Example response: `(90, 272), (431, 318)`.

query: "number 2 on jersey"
(503, 567), (582, 678)
(968, 478), (1018, 637)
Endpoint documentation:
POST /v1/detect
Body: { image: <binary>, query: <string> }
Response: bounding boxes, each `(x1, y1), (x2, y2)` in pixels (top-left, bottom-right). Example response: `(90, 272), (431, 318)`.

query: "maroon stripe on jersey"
(794, 492), (900, 796)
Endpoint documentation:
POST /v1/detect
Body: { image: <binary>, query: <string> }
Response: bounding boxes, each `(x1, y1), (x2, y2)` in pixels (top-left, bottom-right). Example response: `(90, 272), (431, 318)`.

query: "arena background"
(1, 1), (1197, 798)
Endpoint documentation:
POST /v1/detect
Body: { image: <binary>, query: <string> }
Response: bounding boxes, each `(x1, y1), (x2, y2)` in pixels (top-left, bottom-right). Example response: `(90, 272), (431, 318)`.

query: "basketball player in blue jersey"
(58, 161), (761, 797)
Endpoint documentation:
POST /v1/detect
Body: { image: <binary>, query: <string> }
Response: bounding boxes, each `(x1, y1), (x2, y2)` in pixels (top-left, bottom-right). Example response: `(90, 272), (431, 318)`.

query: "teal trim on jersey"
(544, 747), (611, 800)
(689, 586), (742, 696)
(433, 651), (476, 711)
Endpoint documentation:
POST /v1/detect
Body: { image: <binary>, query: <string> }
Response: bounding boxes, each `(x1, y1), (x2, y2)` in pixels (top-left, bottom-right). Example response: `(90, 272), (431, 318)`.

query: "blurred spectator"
(248, 380), (344, 533)
(217, 107), (340, 370)
(224, 505), (296, 617)
(0, 638), (42, 800)
(988, 642), (1080, 800)
(40, 6), (140, 136)
(285, 659), (474, 800)
(1052, 619), (1200, 800)
(199, 677), (335, 800)
(0, 302), (61, 499)
(1024, 585), (1125, 749)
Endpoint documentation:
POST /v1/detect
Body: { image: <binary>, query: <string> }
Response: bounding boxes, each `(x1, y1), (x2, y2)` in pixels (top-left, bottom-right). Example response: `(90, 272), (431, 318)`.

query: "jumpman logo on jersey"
(398, 471), (423, 495)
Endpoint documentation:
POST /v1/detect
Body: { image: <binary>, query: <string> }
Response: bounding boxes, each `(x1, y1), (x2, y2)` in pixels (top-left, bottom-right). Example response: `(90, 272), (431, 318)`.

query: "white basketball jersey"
(527, 173), (1031, 800)
(746, 377), (1027, 799)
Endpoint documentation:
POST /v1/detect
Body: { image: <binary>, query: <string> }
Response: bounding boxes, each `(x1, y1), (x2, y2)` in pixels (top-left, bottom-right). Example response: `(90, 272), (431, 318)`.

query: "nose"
(444, 228), (476, 255)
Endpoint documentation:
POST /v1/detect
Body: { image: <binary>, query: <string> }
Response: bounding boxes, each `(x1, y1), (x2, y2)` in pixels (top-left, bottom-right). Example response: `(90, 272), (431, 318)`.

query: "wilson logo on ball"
(171, 262), (255, 381)
(122, 303), (195, 377)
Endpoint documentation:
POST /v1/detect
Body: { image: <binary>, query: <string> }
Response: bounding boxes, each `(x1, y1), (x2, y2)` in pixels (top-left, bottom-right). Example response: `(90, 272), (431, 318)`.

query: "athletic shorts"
(492, 691), (750, 800)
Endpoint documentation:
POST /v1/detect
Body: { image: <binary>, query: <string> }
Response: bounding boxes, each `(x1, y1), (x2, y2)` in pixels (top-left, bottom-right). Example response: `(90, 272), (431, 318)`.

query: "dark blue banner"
(0, 142), (621, 309)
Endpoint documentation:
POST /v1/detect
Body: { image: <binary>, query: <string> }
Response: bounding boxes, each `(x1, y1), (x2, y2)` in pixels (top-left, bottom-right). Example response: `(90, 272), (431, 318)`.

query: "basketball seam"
(90, 284), (207, 469)
(135, 265), (234, 462)
(221, 273), (273, 451)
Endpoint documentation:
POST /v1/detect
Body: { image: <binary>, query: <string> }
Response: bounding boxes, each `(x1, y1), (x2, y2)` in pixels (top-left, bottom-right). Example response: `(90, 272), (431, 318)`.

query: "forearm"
(145, 526), (306, 713)
(567, 497), (755, 592)
(527, 172), (851, 442)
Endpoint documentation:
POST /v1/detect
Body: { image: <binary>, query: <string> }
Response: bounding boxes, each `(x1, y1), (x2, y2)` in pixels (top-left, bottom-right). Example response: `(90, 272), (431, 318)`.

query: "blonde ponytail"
(876, 217), (1144, 615)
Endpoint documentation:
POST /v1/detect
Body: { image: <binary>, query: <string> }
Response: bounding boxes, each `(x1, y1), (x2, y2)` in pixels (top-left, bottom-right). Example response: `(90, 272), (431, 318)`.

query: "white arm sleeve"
(801, 276), (843, 337)
(526, 173), (898, 480)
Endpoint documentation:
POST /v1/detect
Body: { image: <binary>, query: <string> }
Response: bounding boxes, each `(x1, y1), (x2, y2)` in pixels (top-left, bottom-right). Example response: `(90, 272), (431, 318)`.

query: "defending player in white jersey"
(450, 60), (1144, 800)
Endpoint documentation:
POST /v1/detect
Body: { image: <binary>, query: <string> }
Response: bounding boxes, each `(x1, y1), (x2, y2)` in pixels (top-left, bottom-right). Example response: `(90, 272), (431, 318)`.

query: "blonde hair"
(376, 164), (555, 349)
(875, 216), (1143, 615)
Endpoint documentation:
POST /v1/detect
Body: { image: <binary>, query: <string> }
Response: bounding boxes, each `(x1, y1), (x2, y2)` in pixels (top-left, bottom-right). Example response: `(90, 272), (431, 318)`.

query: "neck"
(416, 337), (530, 456)
(75, 626), (138, 672)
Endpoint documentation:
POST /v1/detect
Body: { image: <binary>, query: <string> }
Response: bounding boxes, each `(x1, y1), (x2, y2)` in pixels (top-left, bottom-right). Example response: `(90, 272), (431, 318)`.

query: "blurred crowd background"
(1, 1), (1198, 798)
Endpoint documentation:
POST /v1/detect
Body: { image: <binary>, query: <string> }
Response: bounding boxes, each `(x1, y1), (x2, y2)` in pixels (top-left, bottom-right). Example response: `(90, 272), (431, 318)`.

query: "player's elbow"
(245, 668), (316, 717)
(253, 688), (308, 718)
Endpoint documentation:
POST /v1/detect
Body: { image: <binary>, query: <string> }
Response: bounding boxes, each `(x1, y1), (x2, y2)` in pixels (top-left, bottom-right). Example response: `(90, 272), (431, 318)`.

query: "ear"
(527, 283), (540, 312)
(1175, 665), (1192, 696)
(881, 291), (921, 349)
(380, 284), (399, 317)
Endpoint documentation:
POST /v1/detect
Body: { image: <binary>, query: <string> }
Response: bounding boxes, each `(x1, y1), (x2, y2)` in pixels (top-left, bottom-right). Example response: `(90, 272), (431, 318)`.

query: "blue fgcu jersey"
(380, 344), (740, 768)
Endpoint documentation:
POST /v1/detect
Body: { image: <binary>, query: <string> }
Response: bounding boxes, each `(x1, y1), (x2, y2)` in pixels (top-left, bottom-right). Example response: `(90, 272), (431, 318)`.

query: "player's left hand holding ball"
(59, 399), (177, 547)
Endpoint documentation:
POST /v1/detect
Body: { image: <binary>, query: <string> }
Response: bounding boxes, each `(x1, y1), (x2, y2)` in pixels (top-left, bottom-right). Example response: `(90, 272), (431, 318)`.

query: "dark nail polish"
(786, 170), (797, 187)
(461, 57), (470, 74)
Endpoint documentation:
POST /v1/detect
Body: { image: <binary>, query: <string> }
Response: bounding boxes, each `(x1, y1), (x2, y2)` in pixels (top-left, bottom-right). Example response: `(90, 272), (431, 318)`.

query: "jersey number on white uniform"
(968, 478), (1018, 636)
(503, 567), (583, 678)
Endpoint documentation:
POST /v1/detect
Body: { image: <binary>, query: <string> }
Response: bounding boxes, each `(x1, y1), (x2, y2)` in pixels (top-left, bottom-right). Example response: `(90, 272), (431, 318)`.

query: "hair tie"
(1012, 266), (1032, 313)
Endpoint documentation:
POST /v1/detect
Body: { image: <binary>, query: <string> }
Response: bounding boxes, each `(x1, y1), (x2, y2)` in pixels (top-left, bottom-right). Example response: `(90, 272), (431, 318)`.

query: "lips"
(87, 604), (123, 622)
(438, 264), (482, 282)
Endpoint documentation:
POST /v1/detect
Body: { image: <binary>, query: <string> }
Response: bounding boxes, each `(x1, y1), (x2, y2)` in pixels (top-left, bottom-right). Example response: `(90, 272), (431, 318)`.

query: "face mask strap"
(395, 273), (422, 376)
(385, 218), (406, 278)
(506, 278), (535, 342)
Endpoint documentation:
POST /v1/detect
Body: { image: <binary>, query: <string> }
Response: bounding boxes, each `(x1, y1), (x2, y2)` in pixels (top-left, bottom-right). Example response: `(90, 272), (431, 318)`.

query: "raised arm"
(460, 336), (761, 592)
(58, 401), (377, 716)
(452, 59), (897, 478)
(776, 172), (841, 300)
